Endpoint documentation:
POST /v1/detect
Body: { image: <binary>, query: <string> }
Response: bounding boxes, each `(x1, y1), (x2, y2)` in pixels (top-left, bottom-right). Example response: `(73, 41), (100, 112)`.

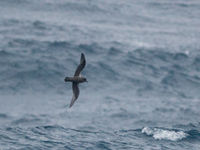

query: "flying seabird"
(64, 53), (87, 108)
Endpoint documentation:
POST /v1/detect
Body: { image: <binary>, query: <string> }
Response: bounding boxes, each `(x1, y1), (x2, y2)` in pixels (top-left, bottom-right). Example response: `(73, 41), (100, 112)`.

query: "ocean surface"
(0, 0), (200, 149)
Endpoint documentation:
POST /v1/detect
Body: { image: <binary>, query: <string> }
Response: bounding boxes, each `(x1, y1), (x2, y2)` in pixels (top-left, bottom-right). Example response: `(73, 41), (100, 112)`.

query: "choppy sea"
(0, 0), (200, 149)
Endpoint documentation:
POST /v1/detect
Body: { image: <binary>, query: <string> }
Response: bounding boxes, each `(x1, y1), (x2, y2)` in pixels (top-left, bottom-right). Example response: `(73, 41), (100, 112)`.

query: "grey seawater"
(0, 0), (200, 149)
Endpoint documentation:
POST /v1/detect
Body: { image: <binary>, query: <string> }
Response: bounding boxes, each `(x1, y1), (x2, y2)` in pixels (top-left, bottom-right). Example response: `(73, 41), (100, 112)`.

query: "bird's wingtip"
(69, 99), (75, 108)
(69, 103), (73, 108)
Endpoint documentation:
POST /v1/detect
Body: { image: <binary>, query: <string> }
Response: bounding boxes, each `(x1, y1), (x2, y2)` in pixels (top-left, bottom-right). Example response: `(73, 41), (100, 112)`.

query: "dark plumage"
(64, 53), (87, 108)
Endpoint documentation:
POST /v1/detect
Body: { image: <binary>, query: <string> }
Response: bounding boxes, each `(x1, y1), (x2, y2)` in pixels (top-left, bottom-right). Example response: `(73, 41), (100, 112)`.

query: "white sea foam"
(142, 127), (188, 141)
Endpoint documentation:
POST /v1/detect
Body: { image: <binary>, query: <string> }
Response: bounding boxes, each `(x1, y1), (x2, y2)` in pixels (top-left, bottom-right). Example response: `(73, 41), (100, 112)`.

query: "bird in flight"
(64, 53), (87, 108)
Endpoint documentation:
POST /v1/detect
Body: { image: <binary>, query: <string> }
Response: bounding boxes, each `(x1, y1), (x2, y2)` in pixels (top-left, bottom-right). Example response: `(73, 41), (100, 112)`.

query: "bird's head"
(64, 77), (70, 82)
(84, 78), (88, 82)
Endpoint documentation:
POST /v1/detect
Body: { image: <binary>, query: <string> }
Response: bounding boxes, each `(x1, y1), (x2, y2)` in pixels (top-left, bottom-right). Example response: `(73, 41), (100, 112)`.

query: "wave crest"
(142, 127), (187, 141)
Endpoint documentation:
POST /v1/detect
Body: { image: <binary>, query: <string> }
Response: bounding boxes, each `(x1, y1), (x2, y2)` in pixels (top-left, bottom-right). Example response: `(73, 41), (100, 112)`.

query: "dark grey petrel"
(64, 53), (87, 108)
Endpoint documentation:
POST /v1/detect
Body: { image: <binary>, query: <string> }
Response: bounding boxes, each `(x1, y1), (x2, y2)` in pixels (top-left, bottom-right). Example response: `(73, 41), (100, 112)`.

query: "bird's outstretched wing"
(69, 82), (80, 108)
(74, 53), (86, 76)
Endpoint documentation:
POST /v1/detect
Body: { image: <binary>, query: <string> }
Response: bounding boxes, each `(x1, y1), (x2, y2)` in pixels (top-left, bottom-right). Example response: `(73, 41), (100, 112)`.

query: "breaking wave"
(142, 127), (188, 141)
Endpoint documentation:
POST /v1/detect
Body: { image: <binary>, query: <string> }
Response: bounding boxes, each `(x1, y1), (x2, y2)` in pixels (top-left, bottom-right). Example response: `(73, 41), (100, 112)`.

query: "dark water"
(0, 0), (200, 149)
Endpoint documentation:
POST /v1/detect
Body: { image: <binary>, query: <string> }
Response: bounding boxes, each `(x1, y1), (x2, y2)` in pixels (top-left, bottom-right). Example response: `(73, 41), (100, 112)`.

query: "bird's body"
(64, 53), (87, 108)
(64, 76), (87, 83)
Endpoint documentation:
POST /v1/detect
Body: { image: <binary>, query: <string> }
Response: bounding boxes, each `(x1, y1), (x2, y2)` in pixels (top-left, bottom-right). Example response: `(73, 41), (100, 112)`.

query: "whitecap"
(142, 127), (188, 141)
